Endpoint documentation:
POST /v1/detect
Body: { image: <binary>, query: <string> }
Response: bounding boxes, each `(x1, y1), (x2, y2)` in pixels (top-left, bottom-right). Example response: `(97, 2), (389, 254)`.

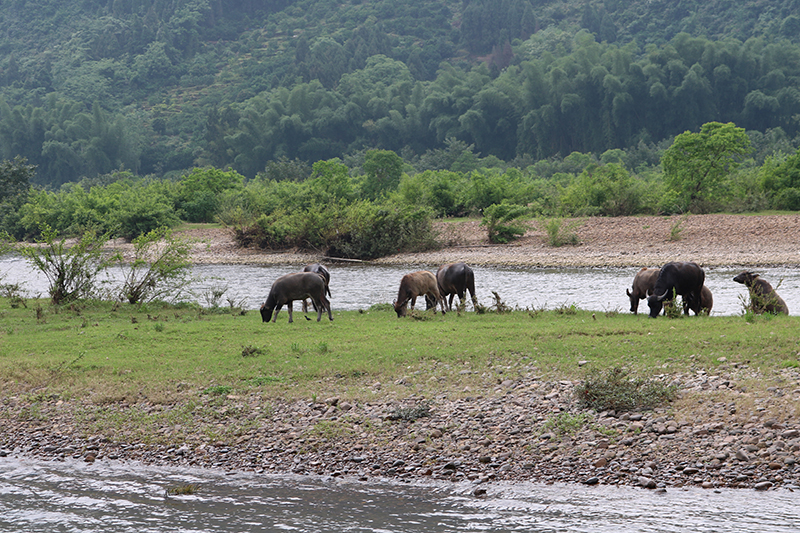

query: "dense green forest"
(3, 1), (800, 259)
(3, 0), (800, 186)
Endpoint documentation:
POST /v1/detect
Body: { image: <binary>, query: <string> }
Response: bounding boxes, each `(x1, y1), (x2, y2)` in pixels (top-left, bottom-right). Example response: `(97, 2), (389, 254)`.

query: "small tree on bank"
(18, 225), (117, 305)
(118, 227), (195, 304)
(661, 121), (751, 213)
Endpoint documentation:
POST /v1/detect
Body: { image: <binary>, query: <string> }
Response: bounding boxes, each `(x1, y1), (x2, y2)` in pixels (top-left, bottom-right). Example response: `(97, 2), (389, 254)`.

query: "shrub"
(117, 227), (195, 304)
(574, 367), (677, 412)
(481, 202), (528, 243)
(541, 217), (581, 247)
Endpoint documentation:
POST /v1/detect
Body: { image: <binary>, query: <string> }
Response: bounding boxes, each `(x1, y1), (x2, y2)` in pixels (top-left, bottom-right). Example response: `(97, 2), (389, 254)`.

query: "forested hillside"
(2, 0), (800, 187)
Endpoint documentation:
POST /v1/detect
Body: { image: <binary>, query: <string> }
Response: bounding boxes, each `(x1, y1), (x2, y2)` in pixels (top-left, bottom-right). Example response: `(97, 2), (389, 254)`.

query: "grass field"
(1, 298), (798, 406)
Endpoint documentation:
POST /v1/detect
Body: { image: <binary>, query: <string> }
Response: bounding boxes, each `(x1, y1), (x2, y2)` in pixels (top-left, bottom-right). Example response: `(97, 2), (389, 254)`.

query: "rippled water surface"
(2, 255), (799, 315)
(1, 458), (799, 532)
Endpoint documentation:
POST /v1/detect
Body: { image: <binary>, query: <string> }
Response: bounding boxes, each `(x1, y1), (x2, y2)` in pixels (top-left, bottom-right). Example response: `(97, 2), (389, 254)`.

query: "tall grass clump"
(574, 367), (677, 412)
(541, 217), (581, 247)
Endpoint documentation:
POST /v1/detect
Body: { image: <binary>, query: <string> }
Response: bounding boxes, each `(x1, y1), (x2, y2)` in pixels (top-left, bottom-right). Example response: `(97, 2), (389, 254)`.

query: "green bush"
(773, 187), (800, 210)
(481, 202), (528, 244)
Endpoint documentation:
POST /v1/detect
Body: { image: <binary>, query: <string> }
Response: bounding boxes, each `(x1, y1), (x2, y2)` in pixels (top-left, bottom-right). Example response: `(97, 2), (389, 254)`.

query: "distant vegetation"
(2, 1), (800, 259)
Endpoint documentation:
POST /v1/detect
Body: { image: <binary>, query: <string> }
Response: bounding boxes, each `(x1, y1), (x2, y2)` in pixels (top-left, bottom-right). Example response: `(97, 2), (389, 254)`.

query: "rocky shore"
(3, 214), (800, 492)
(2, 365), (799, 492)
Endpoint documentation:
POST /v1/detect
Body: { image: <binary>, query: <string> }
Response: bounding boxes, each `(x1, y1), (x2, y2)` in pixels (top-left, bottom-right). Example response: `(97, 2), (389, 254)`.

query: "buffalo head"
(646, 289), (670, 318)
(733, 271), (757, 286)
(393, 300), (407, 318)
(260, 303), (273, 323)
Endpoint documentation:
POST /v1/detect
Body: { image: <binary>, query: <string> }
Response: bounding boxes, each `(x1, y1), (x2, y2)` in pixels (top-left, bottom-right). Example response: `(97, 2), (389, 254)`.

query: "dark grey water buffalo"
(301, 263), (331, 314)
(427, 262), (478, 311)
(260, 272), (332, 323)
(394, 270), (446, 317)
(733, 271), (789, 315)
(647, 261), (705, 318)
(627, 267), (660, 315)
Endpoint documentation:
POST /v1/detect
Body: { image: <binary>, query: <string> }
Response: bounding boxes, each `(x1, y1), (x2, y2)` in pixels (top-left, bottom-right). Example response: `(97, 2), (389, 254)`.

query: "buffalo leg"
(287, 302), (294, 323)
(271, 304), (282, 323)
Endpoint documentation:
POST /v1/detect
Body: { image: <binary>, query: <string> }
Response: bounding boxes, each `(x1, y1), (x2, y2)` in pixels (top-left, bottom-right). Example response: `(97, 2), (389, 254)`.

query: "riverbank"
(167, 213), (800, 267)
(3, 213), (799, 492)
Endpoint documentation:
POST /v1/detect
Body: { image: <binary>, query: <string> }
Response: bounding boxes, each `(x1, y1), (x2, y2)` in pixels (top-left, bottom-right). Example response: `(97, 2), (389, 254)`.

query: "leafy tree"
(0, 156), (35, 201)
(661, 122), (751, 213)
(362, 149), (404, 199)
(176, 167), (245, 222)
(0, 156), (35, 236)
(18, 225), (117, 304)
(118, 227), (195, 304)
(308, 158), (354, 203)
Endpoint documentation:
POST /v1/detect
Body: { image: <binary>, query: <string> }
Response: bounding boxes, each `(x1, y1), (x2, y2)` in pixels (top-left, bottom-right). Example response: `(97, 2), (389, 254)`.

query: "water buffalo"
(427, 262), (478, 311)
(627, 267), (660, 315)
(393, 271), (446, 317)
(301, 263), (331, 314)
(682, 285), (713, 315)
(733, 271), (789, 315)
(647, 261), (705, 318)
(260, 272), (332, 323)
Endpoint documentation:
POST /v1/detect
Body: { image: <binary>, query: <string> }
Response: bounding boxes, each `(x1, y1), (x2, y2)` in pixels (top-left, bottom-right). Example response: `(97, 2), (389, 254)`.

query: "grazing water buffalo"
(260, 272), (332, 323)
(394, 271), (446, 317)
(733, 271), (789, 315)
(302, 263), (331, 314)
(627, 267), (660, 315)
(427, 262), (478, 311)
(647, 261), (705, 318)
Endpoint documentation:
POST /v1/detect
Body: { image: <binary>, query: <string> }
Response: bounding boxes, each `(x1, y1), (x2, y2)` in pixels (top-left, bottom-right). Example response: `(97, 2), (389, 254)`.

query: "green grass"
(0, 298), (798, 404)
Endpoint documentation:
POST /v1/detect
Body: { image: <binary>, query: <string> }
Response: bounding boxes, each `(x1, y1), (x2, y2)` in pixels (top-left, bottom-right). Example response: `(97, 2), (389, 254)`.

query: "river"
(1, 457), (798, 532)
(1, 256), (798, 315)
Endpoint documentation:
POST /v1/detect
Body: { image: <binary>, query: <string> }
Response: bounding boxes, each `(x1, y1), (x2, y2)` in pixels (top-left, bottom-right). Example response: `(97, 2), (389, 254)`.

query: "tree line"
(3, 121), (800, 260)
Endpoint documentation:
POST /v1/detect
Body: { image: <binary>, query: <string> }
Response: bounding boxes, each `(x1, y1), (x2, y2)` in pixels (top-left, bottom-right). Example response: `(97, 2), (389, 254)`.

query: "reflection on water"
(1, 457), (799, 533)
(2, 255), (799, 315)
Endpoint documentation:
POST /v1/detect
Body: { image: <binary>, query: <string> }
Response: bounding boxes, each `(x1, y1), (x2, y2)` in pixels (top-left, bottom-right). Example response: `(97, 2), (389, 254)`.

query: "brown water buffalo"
(427, 262), (478, 311)
(733, 271), (789, 315)
(301, 263), (331, 314)
(647, 261), (705, 318)
(627, 267), (660, 315)
(393, 270), (446, 317)
(682, 285), (713, 315)
(260, 272), (332, 323)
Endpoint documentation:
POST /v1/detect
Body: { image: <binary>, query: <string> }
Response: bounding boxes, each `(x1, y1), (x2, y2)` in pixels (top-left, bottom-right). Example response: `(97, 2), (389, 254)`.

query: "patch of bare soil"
(169, 214), (800, 268)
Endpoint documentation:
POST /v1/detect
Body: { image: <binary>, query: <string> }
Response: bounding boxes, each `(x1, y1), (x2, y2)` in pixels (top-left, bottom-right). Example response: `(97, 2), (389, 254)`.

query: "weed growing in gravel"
(574, 367), (677, 412)
(542, 412), (592, 436)
(669, 213), (689, 241)
(386, 401), (432, 421)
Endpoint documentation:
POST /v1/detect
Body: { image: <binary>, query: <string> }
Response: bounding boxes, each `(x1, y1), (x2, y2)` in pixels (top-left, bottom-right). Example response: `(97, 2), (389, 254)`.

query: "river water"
(1, 457), (799, 532)
(2, 255), (799, 315)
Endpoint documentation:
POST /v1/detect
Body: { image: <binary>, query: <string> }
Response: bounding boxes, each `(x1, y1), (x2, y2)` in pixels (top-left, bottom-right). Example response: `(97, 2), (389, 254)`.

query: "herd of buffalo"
(259, 261), (789, 323)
